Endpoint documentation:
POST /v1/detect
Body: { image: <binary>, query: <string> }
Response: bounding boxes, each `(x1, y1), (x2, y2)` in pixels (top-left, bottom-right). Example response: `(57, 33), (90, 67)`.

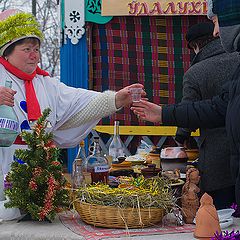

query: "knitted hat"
(186, 22), (214, 49)
(207, 0), (216, 20)
(213, 0), (240, 27)
(0, 9), (43, 56)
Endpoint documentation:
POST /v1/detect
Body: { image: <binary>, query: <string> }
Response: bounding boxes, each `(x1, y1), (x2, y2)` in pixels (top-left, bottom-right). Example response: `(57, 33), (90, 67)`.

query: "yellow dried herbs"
(76, 176), (176, 210)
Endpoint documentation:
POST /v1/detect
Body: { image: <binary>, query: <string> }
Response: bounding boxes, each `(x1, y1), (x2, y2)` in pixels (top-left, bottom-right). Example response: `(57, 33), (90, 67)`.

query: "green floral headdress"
(0, 11), (43, 56)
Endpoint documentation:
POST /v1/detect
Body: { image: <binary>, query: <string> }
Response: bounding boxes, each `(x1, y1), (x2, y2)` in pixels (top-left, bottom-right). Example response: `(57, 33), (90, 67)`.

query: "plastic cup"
(130, 88), (142, 102)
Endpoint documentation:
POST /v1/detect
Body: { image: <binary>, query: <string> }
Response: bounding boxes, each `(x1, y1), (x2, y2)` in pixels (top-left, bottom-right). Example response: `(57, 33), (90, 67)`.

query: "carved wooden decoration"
(64, 0), (85, 44)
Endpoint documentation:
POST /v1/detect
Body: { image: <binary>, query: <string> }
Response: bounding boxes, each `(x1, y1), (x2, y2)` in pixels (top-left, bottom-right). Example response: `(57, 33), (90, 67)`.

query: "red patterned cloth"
(59, 211), (195, 240)
(88, 16), (207, 126)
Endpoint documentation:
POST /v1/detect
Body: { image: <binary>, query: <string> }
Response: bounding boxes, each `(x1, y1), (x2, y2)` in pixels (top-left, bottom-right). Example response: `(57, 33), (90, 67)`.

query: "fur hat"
(0, 9), (43, 56)
(186, 22), (214, 49)
(207, 0), (216, 20)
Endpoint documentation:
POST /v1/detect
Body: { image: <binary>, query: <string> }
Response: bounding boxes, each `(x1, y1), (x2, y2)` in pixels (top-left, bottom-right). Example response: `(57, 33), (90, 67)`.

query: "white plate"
(180, 173), (186, 179)
(217, 208), (235, 220)
(220, 218), (233, 229)
(125, 155), (145, 162)
(170, 179), (185, 187)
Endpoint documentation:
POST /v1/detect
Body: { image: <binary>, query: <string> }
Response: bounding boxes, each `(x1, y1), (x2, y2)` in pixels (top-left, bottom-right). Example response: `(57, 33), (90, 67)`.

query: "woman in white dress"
(0, 9), (144, 175)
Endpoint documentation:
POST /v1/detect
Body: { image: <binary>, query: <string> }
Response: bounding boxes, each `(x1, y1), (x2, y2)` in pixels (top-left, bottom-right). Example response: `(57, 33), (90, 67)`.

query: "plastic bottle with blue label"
(0, 80), (19, 147)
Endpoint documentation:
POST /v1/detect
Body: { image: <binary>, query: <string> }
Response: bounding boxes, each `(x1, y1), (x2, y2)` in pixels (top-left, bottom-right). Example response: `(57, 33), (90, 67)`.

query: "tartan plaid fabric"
(87, 16), (207, 126)
(213, 0), (240, 27)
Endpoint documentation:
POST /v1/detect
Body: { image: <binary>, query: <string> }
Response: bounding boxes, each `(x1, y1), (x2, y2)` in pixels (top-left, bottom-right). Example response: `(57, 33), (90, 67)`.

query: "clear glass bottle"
(85, 137), (109, 184)
(72, 140), (86, 188)
(72, 159), (85, 189)
(0, 80), (19, 147)
(108, 120), (125, 163)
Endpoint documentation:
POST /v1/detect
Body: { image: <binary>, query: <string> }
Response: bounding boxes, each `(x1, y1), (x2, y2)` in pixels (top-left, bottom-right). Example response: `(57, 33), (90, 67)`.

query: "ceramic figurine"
(194, 193), (221, 239)
(181, 167), (200, 223)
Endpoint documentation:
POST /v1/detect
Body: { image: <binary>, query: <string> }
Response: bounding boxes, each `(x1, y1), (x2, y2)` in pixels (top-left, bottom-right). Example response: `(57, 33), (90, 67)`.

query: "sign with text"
(102, 0), (207, 16)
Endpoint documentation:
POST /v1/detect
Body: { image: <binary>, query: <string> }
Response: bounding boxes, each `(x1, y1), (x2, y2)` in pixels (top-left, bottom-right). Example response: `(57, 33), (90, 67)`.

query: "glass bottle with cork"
(0, 80), (19, 147)
(72, 140), (86, 189)
(85, 137), (109, 184)
(108, 120), (125, 164)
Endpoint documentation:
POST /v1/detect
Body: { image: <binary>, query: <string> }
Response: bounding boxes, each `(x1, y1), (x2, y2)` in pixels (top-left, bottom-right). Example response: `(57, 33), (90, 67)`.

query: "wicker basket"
(74, 201), (165, 228)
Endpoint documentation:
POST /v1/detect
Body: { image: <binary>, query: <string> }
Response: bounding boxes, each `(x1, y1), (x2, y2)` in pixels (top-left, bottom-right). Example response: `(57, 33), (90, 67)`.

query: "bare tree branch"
(36, 0), (60, 76)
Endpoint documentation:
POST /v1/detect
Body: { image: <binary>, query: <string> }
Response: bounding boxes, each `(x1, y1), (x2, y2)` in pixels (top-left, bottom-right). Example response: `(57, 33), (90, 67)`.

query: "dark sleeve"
(162, 81), (229, 129)
(175, 128), (191, 144)
(175, 69), (200, 143)
(181, 69), (201, 103)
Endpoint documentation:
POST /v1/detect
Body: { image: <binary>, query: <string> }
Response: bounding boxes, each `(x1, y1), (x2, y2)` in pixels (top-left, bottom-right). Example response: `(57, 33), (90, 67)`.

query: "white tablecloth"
(0, 216), (82, 240)
(0, 215), (239, 240)
(109, 218), (240, 240)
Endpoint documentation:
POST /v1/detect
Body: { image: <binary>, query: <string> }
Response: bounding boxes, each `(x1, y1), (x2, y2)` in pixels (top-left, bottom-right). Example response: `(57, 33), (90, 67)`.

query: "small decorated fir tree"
(5, 108), (69, 221)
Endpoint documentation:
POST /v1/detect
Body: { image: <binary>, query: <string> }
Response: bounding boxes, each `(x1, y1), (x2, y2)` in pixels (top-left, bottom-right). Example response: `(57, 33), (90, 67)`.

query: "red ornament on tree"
(4, 108), (69, 222)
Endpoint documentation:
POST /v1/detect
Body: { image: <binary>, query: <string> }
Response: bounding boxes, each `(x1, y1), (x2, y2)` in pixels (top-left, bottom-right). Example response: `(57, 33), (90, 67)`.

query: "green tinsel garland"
(4, 108), (70, 221)
(0, 12), (43, 49)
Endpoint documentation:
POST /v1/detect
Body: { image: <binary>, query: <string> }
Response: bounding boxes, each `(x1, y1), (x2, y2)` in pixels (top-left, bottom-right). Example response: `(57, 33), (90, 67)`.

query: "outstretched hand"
(115, 83), (146, 108)
(0, 86), (16, 107)
(131, 100), (162, 123)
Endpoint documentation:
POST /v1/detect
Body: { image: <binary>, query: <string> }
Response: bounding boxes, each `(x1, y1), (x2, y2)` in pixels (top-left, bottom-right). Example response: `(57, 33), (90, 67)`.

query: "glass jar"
(85, 137), (109, 184)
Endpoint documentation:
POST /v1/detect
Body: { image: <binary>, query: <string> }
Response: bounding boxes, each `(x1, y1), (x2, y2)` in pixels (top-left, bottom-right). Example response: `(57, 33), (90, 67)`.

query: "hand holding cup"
(129, 87), (143, 102)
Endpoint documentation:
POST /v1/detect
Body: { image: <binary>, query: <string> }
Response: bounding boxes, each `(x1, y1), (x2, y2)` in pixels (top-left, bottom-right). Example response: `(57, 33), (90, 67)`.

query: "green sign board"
(85, 0), (112, 24)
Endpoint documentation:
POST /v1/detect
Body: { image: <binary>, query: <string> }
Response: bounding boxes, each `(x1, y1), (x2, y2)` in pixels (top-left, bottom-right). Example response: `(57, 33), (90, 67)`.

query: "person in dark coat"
(175, 21), (238, 209)
(131, 0), (240, 214)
